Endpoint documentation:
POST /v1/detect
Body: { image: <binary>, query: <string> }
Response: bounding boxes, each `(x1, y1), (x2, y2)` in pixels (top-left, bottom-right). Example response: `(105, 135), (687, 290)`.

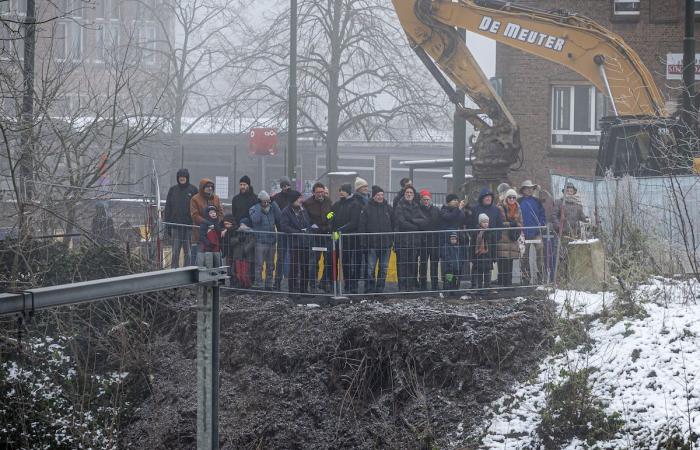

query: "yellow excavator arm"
(391, 0), (669, 183)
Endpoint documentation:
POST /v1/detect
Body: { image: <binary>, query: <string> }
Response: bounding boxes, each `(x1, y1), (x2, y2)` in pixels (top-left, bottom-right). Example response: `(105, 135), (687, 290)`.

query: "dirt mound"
(122, 294), (554, 449)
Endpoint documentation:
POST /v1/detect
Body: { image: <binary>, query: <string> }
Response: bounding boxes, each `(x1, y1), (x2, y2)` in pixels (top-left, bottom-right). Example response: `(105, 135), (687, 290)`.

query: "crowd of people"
(163, 170), (589, 295)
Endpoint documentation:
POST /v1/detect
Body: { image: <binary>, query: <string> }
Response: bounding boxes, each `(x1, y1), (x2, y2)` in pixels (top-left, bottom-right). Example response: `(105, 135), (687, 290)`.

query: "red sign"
(249, 128), (278, 156)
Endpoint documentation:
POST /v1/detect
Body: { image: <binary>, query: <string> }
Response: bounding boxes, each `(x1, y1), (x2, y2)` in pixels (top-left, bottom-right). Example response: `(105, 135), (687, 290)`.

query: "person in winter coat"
(249, 190), (281, 290)
(440, 232), (464, 291)
(469, 187), (504, 232)
(330, 183), (364, 293)
(496, 189), (523, 287)
(231, 175), (258, 284)
(359, 186), (394, 293)
(472, 213), (496, 288)
(303, 182), (332, 292)
(164, 168), (198, 267)
(280, 191), (312, 295)
(551, 182), (589, 281)
(190, 178), (223, 253)
(392, 177), (419, 209)
(517, 180), (547, 284)
(393, 186), (429, 291)
(197, 205), (223, 268)
(354, 177), (370, 206)
(418, 189), (440, 291)
(439, 193), (471, 282)
(272, 177), (296, 290)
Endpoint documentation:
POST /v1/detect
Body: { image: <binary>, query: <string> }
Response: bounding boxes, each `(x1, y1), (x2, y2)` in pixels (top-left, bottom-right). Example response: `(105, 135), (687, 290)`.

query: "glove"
(333, 231), (340, 241)
(445, 273), (454, 283)
(326, 211), (335, 220)
(301, 228), (308, 233)
(311, 224), (319, 229)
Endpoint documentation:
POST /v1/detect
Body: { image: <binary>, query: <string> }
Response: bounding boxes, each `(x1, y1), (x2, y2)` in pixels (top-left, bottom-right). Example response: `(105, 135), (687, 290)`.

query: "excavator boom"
(391, 0), (673, 186)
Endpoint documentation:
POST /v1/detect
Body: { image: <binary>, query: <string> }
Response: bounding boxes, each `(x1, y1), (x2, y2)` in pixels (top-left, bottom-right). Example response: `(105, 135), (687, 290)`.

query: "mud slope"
(123, 294), (554, 449)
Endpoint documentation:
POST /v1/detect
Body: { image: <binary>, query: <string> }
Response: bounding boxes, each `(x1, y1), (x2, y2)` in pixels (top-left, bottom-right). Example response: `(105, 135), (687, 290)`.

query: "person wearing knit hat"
(496, 182), (511, 203)
(420, 189), (432, 200)
(279, 176), (291, 188)
(231, 174), (258, 285)
(360, 184), (393, 293)
(473, 212), (496, 289)
(354, 177), (370, 206)
(279, 189), (312, 295)
(496, 188), (523, 287)
(340, 183), (353, 195)
(354, 177), (368, 191)
(249, 190), (281, 290)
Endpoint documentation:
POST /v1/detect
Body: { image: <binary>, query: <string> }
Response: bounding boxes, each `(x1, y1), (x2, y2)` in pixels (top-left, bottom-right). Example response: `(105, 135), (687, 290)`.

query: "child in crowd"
(472, 213), (495, 289)
(196, 205), (222, 267)
(440, 231), (464, 291)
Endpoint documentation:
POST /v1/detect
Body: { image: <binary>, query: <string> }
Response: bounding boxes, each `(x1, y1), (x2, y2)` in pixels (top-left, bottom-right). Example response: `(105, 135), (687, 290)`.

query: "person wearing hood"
(496, 189), (523, 287)
(190, 178), (223, 263)
(164, 168), (198, 267)
(250, 190), (282, 290)
(518, 180), (547, 285)
(469, 187), (504, 232)
(417, 189), (440, 291)
(552, 182), (589, 281)
(393, 185), (429, 291)
(280, 190), (312, 295)
(359, 185), (394, 293)
(329, 183), (364, 293)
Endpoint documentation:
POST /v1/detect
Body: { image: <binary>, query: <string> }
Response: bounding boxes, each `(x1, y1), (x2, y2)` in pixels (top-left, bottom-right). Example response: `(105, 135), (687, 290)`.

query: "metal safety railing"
(161, 222), (556, 297)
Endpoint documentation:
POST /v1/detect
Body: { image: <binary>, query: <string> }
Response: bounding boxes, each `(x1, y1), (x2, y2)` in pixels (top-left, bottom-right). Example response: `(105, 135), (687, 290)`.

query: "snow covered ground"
(477, 279), (700, 449)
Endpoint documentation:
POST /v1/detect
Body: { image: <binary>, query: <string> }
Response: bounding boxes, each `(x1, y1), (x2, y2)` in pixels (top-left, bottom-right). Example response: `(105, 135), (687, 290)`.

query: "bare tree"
(134, 0), (262, 147)
(255, 0), (450, 172)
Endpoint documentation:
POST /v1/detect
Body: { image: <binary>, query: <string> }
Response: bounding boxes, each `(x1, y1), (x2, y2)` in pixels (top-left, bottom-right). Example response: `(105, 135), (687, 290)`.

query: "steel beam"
(0, 266), (227, 316)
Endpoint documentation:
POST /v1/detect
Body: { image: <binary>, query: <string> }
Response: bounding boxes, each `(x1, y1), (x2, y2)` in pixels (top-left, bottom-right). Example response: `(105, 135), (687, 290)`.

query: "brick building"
(495, 0), (700, 189)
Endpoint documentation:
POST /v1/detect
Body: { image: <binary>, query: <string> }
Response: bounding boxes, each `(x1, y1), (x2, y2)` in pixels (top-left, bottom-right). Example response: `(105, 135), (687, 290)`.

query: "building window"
(134, 22), (157, 65)
(0, 21), (24, 60)
(0, 0), (27, 16)
(696, 0), (700, 15)
(61, 0), (84, 18)
(96, 22), (120, 62)
(613, 0), (640, 15)
(54, 21), (84, 61)
(551, 85), (612, 149)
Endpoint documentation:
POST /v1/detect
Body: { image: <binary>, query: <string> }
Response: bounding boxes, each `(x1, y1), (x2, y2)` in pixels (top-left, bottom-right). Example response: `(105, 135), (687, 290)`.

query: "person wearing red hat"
(417, 189), (440, 291)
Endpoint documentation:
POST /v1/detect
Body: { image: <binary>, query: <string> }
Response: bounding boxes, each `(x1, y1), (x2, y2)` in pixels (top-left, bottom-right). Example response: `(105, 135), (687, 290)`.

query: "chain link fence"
(551, 172), (700, 275)
(161, 223), (553, 297)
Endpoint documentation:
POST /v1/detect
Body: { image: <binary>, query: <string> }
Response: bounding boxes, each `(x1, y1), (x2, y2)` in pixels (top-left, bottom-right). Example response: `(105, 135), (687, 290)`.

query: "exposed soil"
(122, 293), (555, 449)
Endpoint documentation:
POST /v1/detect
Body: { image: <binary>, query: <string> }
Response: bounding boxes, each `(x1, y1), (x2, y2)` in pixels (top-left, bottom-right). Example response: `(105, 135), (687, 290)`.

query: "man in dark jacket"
(280, 191), (312, 296)
(394, 186), (429, 291)
(231, 175), (258, 283)
(231, 175), (258, 223)
(164, 168), (198, 267)
(330, 183), (363, 293)
(417, 190), (440, 291)
(303, 182), (332, 292)
(359, 185), (394, 293)
(518, 180), (547, 284)
(272, 176), (296, 289)
(470, 188), (504, 232)
(392, 177), (419, 209)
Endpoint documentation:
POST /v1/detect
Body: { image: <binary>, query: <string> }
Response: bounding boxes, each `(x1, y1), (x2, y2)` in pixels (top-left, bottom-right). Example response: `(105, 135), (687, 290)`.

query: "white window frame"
(134, 21), (157, 65)
(54, 21), (84, 62)
(550, 84), (609, 150)
(613, 0), (640, 16)
(95, 20), (120, 62)
(696, 0), (700, 16)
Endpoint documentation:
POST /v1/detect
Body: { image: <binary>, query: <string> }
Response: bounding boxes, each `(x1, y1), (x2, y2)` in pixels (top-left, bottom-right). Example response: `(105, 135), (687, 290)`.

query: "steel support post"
(197, 252), (220, 450)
